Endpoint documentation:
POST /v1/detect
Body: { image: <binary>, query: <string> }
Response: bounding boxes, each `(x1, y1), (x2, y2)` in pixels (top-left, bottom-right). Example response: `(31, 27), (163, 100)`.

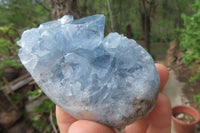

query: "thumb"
(68, 120), (115, 133)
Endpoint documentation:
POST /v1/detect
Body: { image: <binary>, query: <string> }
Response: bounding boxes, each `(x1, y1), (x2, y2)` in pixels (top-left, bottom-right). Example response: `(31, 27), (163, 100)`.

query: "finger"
(124, 117), (148, 133)
(155, 63), (169, 92)
(147, 93), (171, 133)
(68, 120), (115, 133)
(56, 106), (77, 133)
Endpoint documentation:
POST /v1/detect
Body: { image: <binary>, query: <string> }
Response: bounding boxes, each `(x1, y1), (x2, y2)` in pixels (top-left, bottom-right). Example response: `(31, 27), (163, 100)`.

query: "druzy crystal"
(18, 14), (160, 127)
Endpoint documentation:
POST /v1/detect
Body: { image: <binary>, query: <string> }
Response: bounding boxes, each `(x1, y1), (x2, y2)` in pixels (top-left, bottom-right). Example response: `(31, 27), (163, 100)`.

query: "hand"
(56, 63), (171, 133)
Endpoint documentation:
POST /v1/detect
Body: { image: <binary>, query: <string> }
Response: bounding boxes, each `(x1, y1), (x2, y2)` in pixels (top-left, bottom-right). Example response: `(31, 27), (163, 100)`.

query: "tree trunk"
(141, 13), (145, 40)
(118, 0), (122, 33)
(126, 24), (133, 39)
(48, 0), (80, 20)
(107, 0), (114, 31)
(82, 0), (87, 16)
(138, 0), (155, 54)
(144, 14), (151, 53)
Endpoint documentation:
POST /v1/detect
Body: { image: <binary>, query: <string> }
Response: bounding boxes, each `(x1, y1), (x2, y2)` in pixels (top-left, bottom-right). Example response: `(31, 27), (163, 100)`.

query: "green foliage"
(30, 97), (57, 133)
(30, 115), (52, 132)
(133, 33), (142, 40)
(179, 0), (200, 82)
(189, 72), (200, 82)
(11, 92), (24, 104)
(194, 94), (200, 107)
(0, 68), (4, 78)
(28, 89), (43, 100)
(34, 99), (55, 114)
(0, 0), (51, 83)
(0, 25), (19, 57)
(0, 24), (21, 87)
(0, 0), (50, 27)
(77, 0), (193, 44)
(0, 30), (20, 66)
(0, 59), (21, 68)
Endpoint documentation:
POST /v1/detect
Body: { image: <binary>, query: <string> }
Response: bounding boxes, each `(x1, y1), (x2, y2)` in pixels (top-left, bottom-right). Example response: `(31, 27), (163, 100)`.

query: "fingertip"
(68, 120), (115, 133)
(155, 63), (169, 92)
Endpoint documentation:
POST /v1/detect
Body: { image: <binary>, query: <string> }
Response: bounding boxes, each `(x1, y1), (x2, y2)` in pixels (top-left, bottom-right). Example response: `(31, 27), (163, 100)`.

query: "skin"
(56, 63), (171, 133)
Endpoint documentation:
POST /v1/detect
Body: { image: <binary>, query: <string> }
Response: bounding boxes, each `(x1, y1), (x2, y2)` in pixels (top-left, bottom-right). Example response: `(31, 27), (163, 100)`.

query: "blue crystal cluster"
(18, 14), (160, 127)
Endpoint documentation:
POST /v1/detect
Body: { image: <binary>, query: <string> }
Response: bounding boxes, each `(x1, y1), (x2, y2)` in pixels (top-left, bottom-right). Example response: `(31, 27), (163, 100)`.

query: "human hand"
(56, 63), (171, 133)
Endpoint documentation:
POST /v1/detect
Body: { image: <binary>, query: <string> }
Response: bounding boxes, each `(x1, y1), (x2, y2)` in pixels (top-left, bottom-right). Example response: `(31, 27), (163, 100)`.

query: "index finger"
(155, 63), (169, 92)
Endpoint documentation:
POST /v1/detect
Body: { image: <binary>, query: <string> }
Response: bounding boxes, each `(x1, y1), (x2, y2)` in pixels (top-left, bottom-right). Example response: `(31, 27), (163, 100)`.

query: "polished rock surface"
(18, 14), (160, 127)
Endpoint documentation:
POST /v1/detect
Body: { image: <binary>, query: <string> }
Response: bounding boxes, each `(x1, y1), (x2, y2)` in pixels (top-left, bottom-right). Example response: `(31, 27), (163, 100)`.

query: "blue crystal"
(18, 14), (160, 127)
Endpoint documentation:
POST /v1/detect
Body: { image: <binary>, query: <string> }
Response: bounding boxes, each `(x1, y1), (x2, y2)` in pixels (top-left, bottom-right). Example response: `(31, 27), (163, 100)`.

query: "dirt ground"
(170, 63), (200, 132)
(171, 63), (200, 111)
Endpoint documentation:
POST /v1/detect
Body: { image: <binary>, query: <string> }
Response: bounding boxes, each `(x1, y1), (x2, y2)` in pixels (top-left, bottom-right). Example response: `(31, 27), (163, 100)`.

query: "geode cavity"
(17, 14), (160, 127)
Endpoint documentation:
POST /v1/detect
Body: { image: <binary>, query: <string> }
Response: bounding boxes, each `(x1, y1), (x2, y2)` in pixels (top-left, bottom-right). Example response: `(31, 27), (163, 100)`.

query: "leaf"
(34, 99), (55, 113)
(28, 89), (42, 100)
(193, 94), (200, 107)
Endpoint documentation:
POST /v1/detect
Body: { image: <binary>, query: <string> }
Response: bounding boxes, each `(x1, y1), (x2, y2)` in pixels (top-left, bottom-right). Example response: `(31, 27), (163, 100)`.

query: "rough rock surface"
(18, 14), (160, 127)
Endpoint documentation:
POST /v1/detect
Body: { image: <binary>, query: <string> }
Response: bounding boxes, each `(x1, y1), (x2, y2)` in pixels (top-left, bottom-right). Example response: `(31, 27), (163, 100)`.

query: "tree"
(179, 0), (200, 82)
(48, 0), (80, 19)
(138, 0), (156, 53)
(174, 0), (191, 28)
(0, 0), (50, 27)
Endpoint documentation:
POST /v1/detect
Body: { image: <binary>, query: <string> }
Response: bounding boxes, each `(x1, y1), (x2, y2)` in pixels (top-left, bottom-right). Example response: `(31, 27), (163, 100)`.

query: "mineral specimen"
(18, 14), (160, 127)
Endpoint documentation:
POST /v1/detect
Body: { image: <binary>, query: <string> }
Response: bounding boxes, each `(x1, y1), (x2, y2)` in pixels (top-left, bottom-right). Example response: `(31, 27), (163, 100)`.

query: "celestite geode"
(18, 14), (160, 127)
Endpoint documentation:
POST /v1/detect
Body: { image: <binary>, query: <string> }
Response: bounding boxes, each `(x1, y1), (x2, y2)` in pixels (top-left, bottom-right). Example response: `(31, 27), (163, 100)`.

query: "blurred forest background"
(0, 0), (200, 133)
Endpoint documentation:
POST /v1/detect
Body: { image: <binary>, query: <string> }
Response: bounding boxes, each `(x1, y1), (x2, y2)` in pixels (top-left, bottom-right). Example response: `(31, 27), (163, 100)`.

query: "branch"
(50, 109), (58, 133)
(107, 0), (114, 31)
